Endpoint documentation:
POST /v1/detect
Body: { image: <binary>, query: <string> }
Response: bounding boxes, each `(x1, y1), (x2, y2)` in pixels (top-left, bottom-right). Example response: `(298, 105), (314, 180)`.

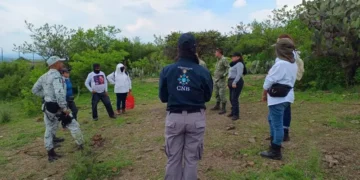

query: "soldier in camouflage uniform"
(211, 48), (230, 115)
(32, 56), (84, 162)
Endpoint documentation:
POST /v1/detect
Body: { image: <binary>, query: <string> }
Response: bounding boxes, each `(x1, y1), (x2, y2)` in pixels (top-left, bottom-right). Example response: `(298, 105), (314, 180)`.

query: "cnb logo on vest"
(177, 69), (190, 92)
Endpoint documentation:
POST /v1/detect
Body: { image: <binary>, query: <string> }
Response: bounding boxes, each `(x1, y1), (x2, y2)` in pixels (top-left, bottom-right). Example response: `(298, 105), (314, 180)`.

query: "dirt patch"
(1, 101), (360, 179)
(91, 134), (105, 147)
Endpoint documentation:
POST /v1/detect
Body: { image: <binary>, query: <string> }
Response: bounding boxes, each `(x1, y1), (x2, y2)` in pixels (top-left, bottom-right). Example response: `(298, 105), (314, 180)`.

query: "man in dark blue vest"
(159, 33), (213, 180)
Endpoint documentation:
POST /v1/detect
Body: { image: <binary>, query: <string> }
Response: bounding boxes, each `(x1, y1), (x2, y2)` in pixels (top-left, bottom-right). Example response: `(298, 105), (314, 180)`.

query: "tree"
(301, 0), (360, 85)
(14, 21), (75, 62)
(163, 31), (226, 60)
(69, 25), (121, 54)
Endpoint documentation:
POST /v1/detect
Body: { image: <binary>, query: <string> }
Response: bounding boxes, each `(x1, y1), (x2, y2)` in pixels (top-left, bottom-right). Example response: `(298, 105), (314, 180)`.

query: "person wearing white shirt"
(85, 63), (116, 121)
(107, 63), (132, 115)
(260, 38), (298, 160)
(266, 34), (305, 142)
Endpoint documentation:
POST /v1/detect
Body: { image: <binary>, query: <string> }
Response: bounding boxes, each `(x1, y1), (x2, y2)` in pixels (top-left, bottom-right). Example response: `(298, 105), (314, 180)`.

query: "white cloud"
(276, 0), (303, 9)
(250, 9), (272, 21)
(233, 0), (247, 8)
(126, 18), (154, 32)
(0, 0), (253, 54)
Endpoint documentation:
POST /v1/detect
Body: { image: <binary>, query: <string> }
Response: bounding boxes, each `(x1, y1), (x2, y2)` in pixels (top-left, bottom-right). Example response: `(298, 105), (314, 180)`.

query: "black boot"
(283, 129), (290, 142)
(218, 103), (226, 115)
(231, 116), (239, 121)
(47, 148), (61, 162)
(211, 102), (220, 111)
(260, 143), (282, 160)
(53, 136), (65, 143)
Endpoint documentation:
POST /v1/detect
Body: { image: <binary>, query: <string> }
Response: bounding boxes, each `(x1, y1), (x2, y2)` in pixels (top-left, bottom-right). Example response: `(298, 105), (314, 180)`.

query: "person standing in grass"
(85, 63), (116, 121)
(211, 48), (230, 115)
(107, 63), (132, 115)
(265, 34), (305, 142)
(227, 52), (247, 121)
(159, 33), (213, 180)
(32, 56), (84, 162)
(61, 68), (78, 120)
(260, 39), (298, 160)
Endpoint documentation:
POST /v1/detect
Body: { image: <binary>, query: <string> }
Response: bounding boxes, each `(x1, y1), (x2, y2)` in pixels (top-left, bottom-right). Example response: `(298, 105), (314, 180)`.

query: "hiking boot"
(227, 113), (233, 118)
(93, 118), (98, 121)
(53, 136), (65, 143)
(47, 148), (61, 162)
(218, 103), (226, 115)
(122, 109), (126, 114)
(116, 110), (121, 115)
(231, 116), (239, 121)
(283, 129), (290, 142)
(211, 102), (220, 111)
(260, 143), (282, 160)
(110, 116), (117, 119)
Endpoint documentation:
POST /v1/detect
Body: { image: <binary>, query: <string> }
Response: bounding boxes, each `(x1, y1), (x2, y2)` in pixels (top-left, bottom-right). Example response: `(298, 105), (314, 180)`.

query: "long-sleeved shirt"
(228, 62), (244, 85)
(159, 58), (213, 111)
(263, 58), (298, 106)
(32, 69), (67, 111)
(85, 71), (108, 93)
(64, 78), (73, 98)
(107, 72), (132, 93)
(214, 56), (230, 82)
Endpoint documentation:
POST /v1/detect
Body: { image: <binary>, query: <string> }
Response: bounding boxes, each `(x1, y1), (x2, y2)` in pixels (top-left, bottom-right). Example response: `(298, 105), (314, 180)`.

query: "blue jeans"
(268, 102), (290, 146)
(283, 105), (291, 129)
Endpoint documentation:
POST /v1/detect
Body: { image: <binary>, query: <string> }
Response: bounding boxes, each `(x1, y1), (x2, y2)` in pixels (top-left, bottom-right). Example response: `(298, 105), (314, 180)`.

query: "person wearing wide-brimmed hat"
(260, 39), (298, 160)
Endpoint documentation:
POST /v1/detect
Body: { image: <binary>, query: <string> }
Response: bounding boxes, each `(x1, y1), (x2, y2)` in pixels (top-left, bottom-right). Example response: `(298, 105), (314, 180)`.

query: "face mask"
(94, 70), (100, 74)
(120, 67), (125, 72)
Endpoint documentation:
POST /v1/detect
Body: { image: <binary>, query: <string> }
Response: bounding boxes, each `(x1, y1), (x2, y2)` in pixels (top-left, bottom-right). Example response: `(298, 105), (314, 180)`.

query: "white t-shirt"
(85, 71), (108, 93)
(263, 58), (298, 106)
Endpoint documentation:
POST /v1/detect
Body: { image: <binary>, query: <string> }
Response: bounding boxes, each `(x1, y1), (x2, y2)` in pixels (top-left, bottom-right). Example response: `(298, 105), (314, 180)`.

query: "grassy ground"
(0, 75), (360, 180)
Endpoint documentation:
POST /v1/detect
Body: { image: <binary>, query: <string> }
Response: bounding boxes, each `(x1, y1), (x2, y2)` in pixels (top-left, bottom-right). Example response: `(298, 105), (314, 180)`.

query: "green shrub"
(297, 56), (345, 90)
(20, 67), (48, 116)
(69, 50), (128, 91)
(65, 150), (132, 180)
(0, 110), (11, 124)
(0, 62), (32, 100)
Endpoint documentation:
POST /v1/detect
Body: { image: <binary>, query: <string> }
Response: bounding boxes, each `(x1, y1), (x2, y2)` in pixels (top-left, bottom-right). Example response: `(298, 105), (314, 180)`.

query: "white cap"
(47, 56), (66, 67)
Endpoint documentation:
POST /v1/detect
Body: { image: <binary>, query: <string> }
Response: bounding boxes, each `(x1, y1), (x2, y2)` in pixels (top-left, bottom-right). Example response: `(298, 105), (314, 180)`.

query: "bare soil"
(1, 101), (360, 180)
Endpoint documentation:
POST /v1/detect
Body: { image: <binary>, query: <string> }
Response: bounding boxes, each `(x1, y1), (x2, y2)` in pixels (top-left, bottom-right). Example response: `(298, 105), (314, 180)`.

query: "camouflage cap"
(47, 56), (66, 67)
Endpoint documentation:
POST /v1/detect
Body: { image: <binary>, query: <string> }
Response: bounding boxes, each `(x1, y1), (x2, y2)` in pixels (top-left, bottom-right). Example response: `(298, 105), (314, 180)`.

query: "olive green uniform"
(213, 56), (229, 103)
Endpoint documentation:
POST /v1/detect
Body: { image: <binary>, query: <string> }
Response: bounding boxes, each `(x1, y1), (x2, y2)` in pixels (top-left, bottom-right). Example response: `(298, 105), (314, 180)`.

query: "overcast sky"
(0, 0), (302, 55)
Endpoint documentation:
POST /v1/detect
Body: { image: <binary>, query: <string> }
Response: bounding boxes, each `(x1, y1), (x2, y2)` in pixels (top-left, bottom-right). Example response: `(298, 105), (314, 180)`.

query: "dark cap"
(178, 33), (196, 51)
(231, 52), (242, 57)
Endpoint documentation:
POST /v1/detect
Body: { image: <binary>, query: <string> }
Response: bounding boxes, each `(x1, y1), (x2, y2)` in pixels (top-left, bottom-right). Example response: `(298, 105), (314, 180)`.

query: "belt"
(170, 109), (201, 114)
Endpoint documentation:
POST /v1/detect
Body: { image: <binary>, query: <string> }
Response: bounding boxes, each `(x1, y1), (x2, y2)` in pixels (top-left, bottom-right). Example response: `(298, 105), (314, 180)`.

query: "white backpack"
(294, 51), (304, 81)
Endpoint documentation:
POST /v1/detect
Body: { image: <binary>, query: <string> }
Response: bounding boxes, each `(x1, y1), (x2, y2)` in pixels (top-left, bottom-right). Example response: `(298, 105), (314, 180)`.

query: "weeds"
(0, 110), (11, 124)
(64, 149), (132, 180)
